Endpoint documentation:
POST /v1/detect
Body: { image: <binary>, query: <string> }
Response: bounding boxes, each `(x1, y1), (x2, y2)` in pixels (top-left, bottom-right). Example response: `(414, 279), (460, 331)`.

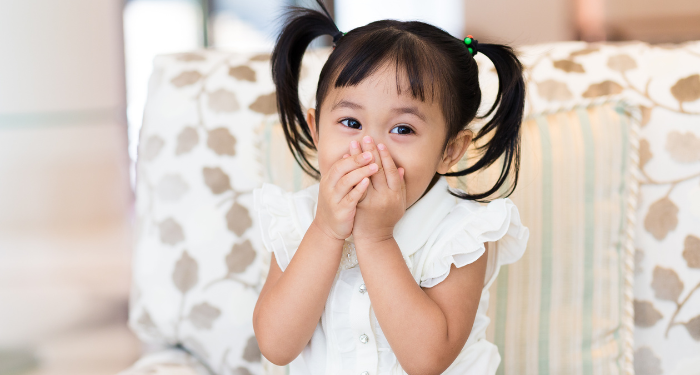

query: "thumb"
(359, 183), (369, 202)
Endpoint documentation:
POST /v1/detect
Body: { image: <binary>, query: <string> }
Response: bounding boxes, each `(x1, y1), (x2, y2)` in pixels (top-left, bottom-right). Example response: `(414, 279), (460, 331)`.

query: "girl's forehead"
(326, 65), (439, 111)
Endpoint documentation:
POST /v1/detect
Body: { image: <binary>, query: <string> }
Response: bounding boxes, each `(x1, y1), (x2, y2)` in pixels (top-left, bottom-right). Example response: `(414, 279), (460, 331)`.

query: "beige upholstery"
(125, 41), (700, 375)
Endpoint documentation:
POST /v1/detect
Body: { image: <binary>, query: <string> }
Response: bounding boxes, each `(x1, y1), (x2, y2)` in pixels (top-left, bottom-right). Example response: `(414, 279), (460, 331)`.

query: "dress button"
(361, 372), (369, 375)
(359, 284), (367, 294)
(359, 334), (369, 344)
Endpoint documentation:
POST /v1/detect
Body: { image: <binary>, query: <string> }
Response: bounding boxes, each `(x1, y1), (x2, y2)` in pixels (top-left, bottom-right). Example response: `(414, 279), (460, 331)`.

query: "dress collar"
(392, 176), (457, 258)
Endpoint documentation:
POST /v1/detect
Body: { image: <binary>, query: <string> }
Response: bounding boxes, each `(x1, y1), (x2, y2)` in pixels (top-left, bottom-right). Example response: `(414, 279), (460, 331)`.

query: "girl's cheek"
(390, 151), (412, 174)
(318, 146), (342, 176)
(319, 153), (332, 176)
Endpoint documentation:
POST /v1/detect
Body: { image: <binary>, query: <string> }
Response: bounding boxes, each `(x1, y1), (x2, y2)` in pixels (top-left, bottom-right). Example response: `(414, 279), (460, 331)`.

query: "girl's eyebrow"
(392, 106), (426, 122)
(331, 100), (426, 122)
(331, 100), (364, 111)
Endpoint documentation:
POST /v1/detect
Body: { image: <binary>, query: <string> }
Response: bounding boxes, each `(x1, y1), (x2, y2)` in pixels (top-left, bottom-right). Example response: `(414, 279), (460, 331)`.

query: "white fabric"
(117, 348), (212, 375)
(253, 176), (529, 375)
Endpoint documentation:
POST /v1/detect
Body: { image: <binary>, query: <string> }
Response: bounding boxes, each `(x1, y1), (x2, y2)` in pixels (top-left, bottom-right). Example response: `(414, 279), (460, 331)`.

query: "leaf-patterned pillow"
(129, 48), (329, 375)
(129, 50), (279, 375)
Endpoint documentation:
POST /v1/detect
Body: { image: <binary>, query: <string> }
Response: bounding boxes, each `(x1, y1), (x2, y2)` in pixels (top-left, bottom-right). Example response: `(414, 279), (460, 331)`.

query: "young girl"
(253, 2), (529, 374)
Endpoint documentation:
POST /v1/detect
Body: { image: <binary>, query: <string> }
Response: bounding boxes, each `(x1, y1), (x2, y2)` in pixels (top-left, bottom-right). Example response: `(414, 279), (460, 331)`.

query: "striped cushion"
(450, 101), (638, 375)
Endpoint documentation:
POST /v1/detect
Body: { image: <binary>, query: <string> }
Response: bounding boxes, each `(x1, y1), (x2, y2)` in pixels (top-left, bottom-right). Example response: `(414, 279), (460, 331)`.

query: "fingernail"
(362, 152), (372, 160)
(363, 136), (372, 144)
(351, 140), (359, 149)
(377, 143), (386, 150)
(369, 163), (378, 171)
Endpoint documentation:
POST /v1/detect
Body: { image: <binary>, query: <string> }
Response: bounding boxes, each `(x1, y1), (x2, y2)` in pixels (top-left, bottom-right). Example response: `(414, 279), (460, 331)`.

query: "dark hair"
(271, 0), (524, 201)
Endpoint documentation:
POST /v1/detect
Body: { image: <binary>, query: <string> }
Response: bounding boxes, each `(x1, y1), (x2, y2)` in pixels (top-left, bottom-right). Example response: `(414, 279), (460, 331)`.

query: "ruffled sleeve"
(417, 198), (529, 288)
(253, 183), (318, 271)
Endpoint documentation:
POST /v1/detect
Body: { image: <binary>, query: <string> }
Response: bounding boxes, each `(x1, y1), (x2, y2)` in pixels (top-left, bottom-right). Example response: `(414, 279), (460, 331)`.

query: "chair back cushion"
(509, 41), (700, 375)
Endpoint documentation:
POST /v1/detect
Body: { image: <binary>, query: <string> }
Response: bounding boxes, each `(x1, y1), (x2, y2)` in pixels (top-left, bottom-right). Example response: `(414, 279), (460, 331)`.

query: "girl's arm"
(253, 149), (379, 365)
(253, 221), (344, 365)
(355, 238), (487, 375)
(352, 138), (486, 374)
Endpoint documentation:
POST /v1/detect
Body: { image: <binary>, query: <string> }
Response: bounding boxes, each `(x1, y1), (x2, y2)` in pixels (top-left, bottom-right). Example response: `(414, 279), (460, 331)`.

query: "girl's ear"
(306, 108), (319, 147)
(437, 129), (473, 174)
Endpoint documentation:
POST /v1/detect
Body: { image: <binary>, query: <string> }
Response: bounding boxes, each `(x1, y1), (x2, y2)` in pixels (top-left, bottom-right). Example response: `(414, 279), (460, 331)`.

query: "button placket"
(350, 276), (378, 375)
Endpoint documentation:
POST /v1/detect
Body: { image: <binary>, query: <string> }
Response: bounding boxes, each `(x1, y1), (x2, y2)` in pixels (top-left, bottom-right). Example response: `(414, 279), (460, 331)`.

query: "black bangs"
(315, 21), (452, 115)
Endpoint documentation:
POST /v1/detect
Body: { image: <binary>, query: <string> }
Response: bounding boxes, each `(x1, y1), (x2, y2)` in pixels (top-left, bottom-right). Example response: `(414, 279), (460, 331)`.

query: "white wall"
(123, 0), (202, 175)
(335, 0), (464, 38)
(0, 0), (129, 231)
(334, 0), (574, 45)
(0, 0), (136, 357)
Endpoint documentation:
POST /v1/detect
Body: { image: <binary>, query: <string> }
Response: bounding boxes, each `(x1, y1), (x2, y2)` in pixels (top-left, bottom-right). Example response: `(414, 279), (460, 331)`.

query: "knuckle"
(344, 192), (356, 204)
(336, 176), (349, 191)
(329, 164), (342, 178)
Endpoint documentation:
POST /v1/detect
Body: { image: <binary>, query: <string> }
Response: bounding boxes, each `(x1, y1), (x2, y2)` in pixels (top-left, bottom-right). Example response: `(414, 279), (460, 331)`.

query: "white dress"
(253, 176), (529, 375)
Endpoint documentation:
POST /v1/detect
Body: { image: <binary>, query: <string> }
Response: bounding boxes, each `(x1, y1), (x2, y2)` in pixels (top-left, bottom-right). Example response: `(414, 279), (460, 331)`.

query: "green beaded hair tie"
(463, 35), (479, 56)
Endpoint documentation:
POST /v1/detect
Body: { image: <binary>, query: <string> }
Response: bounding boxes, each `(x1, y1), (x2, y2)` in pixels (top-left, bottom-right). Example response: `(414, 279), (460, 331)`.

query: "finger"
(343, 177), (370, 206)
(342, 154), (350, 159)
(349, 140), (362, 157)
(377, 143), (401, 191)
(333, 162), (379, 202)
(327, 151), (374, 188)
(361, 136), (387, 188)
(398, 167), (405, 180)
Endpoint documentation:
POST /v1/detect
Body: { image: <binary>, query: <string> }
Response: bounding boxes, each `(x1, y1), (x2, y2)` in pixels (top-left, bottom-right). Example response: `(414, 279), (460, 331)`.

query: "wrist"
(310, 219), (347, 244)
(354, 233), (396, 249)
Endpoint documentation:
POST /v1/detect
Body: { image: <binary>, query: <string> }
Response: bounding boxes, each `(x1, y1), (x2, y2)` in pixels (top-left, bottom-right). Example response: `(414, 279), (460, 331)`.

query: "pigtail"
(272, 0), (339, 179)
(444, 43), (525, 202)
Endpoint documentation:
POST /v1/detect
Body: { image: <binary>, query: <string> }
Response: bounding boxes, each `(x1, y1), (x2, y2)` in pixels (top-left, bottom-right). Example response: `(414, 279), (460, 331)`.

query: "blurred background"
(0, 0), (699, 374)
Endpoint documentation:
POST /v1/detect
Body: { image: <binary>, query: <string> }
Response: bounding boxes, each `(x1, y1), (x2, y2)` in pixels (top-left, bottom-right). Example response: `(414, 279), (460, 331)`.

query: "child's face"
(307, 65), (472, 208)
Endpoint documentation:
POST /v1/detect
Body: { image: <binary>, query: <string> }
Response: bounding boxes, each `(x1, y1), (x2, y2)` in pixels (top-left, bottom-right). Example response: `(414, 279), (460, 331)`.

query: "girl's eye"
(340, 118), (361, 130)
(390, 125), (413, 135)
